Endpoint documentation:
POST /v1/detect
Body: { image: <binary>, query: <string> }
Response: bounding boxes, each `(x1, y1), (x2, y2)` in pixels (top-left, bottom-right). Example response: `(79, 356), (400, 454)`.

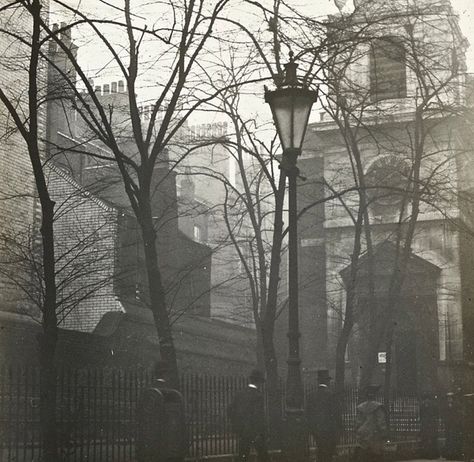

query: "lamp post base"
(282, 408), (308, 462)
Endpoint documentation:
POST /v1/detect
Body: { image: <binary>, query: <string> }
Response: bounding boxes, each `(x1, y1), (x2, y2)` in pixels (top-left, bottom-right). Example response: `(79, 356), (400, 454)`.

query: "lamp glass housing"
(265, 86), (317, 151)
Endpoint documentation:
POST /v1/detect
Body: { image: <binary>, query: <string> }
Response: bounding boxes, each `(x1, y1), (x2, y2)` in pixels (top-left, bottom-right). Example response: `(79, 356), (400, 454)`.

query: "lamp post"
(265, 54), (318, 462)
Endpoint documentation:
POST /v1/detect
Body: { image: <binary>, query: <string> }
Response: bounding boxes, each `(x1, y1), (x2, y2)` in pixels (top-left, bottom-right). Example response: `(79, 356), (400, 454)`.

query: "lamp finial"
(283, 55), (298, 87)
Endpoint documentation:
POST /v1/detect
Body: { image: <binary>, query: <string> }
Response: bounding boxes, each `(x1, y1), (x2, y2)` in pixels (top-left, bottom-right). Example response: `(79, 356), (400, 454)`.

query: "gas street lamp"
(265, 54), (318, 462)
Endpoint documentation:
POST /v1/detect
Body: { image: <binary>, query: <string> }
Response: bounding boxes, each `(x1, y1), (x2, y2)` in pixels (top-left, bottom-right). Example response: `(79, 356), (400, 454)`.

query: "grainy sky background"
(51, 0), (474, 71)
(50, 0), (474, 125)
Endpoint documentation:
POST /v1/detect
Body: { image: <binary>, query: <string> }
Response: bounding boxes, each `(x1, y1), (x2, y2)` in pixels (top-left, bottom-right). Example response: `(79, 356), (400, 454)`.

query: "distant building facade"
(176, 132), (257, 327)
(0, 15), (256, 373)
(298, 0), (474, 392)
(46, 31), (214, 328)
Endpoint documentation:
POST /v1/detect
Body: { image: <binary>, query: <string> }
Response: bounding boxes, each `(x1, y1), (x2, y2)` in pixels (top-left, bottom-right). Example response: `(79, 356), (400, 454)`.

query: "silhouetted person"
(353, 385), (388, 462)
(419, 392), (439, 459)
(228, 369), (269, 462)
(306, 369), (341, 462)
(136, 361), (187, 462)
(443, 390), (464, 460)
(463, 392), (474, 462)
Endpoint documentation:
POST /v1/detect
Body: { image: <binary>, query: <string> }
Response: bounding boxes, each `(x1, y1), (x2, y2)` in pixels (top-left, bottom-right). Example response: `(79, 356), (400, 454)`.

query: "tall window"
(193, 224), (202, 242)
(370, 37), (407, 102)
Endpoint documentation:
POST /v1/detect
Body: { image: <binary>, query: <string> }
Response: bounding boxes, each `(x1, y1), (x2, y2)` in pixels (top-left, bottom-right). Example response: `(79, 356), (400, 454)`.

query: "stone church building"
(298, 0), (474, 392)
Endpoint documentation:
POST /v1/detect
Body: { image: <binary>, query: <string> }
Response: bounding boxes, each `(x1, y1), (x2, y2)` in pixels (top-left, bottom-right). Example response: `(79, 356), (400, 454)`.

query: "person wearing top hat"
(442, 389), (464, 460)
(463, 392), (474, 462)
(306, 369), (342, 462)
(136, 361), (187, 462)
(353, 384), (388, 462)
(419, 391), (439, 459)
(227, 369), (269, 462)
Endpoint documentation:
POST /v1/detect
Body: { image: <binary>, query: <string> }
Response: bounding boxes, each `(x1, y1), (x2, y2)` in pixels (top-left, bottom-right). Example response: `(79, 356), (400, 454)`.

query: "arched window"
(370, 37), (407, 102)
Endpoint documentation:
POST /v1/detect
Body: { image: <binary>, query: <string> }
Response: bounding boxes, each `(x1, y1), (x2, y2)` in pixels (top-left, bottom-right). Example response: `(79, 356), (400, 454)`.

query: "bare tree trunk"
(37, 201), (59, 462)
(340, 114), (378, 391)
(256, 323), (265, 370)
(262, 170), (287, 445)
(334, 193), (365, 395)
(383, 332), (394, 407)
(335, 323), (352, 394)
(28, 2), (59, 459)
(139, 199), (179, 388)
(263, 330), (282, 447)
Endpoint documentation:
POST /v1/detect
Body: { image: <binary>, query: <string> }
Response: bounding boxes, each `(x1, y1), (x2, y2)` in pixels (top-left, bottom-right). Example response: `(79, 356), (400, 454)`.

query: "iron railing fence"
(0, 366), (429, 461)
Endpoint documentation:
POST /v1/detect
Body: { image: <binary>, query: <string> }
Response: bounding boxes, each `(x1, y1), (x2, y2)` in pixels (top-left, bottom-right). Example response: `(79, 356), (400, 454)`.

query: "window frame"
(369, 36), (407, 102)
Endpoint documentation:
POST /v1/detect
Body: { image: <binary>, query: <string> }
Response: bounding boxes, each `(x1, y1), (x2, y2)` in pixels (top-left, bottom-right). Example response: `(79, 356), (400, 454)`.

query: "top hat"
(317, 369), (332, 383)
(249, 369), (265, 383)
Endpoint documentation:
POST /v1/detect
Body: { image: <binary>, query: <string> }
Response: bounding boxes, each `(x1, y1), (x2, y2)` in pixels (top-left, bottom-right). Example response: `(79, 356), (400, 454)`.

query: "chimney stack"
(60, 22), (72, 48)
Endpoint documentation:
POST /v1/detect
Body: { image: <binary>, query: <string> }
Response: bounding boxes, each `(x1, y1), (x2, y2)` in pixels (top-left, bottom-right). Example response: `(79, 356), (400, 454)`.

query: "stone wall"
(0, 309), (257, 376)
(298, 0), (471, 388)
(302, 116), (468, 387)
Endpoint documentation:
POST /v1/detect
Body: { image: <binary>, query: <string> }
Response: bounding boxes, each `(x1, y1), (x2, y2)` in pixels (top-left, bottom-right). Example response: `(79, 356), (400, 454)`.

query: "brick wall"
(0, 2), (48, 313)
(47, 165), (123, 332)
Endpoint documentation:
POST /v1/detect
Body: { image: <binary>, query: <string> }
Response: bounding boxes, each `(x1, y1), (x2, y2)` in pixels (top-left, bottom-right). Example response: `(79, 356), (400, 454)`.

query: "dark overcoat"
(136, 386), (166, 462)
(306, 386), (342, 441)
(136, 382), (187, 462)
(464, 394), (474, 460)
(420, 397), (439, 438)
(228, 386), (266, 437)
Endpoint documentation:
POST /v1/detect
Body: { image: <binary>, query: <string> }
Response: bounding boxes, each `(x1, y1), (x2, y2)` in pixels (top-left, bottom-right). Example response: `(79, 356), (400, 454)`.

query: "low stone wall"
(0, 308), (256, 375)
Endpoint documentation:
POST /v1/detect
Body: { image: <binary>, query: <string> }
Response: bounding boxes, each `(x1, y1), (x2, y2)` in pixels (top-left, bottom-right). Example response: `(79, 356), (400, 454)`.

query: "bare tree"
(0, 1), (63, 458)
(205, 56), (289, 439)
(0, 3), (133, 459)
(33, 0), (247, 388)
(294, 0), (471, 400)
